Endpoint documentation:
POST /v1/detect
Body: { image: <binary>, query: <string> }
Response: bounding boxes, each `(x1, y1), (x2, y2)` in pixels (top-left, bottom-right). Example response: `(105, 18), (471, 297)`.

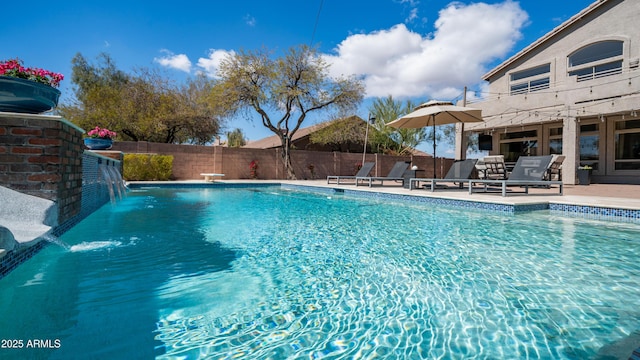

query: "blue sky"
(1, 0), (594, 154)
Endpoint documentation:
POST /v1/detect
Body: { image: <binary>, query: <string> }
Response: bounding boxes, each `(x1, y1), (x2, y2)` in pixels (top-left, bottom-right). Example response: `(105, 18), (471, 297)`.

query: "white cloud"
(405, 7), (419, 23)
(196, 49), (236, 78)
(154, 50), (192, 73)
(244, 14), (256, 27)
(322, 1), (528, 101)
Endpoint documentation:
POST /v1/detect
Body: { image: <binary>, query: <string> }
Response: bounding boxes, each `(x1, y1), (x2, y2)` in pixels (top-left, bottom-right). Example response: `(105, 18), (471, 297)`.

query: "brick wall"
(111, 141), (451, 180)
(0, 113), (83, 223)
(0, 150), (122, 279)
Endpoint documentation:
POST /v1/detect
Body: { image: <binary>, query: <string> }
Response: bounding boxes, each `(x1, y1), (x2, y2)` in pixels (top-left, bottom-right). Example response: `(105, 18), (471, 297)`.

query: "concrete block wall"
(111, 141), (443, 180)
(0, 113), (84, 224)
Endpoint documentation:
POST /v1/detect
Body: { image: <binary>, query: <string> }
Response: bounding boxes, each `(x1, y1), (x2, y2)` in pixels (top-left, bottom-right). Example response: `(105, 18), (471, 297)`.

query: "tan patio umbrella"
(387, 100), (483, 178)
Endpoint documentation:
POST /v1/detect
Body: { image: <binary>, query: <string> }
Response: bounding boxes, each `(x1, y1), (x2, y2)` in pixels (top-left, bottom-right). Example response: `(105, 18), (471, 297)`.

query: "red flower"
(0, 58), (64, 88)
(249, 160), (258, 179)
(87, 126), (117, 140)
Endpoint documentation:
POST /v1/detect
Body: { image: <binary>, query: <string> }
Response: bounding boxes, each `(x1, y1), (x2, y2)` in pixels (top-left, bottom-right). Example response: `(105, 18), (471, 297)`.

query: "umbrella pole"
(432, 118), (437, 178)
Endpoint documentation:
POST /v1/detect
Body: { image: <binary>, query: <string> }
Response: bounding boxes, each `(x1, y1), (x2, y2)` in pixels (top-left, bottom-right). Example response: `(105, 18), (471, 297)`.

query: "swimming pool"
(1, 186), (639, 359)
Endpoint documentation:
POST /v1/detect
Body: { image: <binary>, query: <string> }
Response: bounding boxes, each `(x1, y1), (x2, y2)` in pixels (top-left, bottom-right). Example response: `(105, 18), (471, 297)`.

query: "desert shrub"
(123, 154), (173, 181)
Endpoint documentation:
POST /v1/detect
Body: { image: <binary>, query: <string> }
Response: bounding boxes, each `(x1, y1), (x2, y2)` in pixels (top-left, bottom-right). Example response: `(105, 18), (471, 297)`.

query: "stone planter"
(0, 76), (61, 114)
(84, 138), (113, 150)
(577, 168), (591, 185)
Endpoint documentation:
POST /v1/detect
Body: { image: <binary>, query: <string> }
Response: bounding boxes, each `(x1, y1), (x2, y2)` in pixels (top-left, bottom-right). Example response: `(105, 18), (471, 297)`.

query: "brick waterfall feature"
(0, 112), (122, 278)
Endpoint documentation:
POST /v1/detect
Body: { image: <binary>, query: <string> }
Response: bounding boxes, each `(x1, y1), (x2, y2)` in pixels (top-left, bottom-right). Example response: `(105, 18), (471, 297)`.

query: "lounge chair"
(355, 161), (410, 187)
(544, 155), (565, 181)
(479, 155), (508, 180)
(468, 155), (563, 196)
(327, 162), (375, 184)
(409, 159), (478, 191)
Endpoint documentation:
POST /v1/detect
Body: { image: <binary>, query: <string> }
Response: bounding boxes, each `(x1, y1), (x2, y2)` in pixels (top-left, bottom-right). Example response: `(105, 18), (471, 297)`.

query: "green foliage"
(226, 128), (247, 147)
(123, 154), (173, 181)
(310, 116), (364, 148)
(369, 95), (429, 155)
(214, 45), (365, 179)
(309, 115), (386, 153)
(59, 53), (227, 144)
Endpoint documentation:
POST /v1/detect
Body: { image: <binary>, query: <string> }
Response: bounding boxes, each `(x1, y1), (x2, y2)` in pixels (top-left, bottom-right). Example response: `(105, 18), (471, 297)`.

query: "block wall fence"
(112, 141), (452, 180)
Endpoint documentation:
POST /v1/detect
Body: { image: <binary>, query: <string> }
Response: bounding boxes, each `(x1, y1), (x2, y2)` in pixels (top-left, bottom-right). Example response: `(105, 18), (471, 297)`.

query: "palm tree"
(369, 95), (428, 155)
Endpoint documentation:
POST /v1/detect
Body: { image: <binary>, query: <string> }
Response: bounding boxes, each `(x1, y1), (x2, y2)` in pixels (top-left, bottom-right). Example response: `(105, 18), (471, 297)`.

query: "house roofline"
(483, 0), (609, 81)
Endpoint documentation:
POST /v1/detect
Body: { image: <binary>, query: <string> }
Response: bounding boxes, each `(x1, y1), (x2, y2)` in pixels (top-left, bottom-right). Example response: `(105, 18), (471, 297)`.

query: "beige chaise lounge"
(468, 155), (563, 196)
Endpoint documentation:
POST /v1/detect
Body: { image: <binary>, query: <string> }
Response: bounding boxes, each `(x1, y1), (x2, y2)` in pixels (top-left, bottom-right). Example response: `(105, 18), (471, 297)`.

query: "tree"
(215, 45), (365, 179)
(59, 53), (129, 135)
(309, 116), (373, 152)
(226, 128), (246, 147)
(59, 53), (226, 144)
(368, 96), (429, 155)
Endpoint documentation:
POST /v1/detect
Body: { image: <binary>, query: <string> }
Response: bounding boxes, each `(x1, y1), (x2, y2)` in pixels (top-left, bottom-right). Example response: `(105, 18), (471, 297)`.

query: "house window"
(579, 123), (600, 171)
(568, 40), (623, 82)
(548, 126), (563, 154)
(509, 64), (550, 95)
(499, 129), (538, 162)
(614, 119), (640, 170)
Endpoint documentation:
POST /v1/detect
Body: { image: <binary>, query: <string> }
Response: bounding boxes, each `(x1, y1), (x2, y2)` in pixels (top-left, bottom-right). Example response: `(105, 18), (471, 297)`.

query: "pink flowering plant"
(87, 126), (117, 140)
(0, 58), (64, 88)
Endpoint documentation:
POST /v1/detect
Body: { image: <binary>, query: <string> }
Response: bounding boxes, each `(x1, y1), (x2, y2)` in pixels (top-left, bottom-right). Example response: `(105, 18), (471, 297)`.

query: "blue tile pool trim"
(283, 184), (640, 221)
(0, 241), (47, 278)
(549, 203), (640, 222)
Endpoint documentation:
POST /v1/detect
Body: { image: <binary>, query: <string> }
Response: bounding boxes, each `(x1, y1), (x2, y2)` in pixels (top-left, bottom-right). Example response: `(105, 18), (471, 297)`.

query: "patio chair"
(409, 159), (478, 191)
(544, 155), (565, 181)
(474, 158), (487, 179)
(481, 155), (508, 180)
(355, 161), (410, 187)
(468, 155), (563, 196)
(327, 162), (375, 184)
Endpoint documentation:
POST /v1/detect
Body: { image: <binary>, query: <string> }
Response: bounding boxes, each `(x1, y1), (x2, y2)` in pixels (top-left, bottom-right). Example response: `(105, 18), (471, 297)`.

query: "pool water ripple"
(1, 187), (639, 359)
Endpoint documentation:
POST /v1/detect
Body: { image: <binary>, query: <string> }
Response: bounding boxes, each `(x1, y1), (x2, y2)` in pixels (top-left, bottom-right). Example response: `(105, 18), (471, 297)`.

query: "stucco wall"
(460, 0), (640, 184)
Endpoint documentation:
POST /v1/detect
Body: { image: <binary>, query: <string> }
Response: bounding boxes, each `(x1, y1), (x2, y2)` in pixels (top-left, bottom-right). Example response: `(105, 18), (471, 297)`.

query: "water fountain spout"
(41, 232), (71, 250)
(99, 163), (126, 203)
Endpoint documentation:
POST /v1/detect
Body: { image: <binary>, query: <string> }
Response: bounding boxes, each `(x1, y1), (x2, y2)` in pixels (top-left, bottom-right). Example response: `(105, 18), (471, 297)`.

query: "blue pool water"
(1, 186), (639, 359)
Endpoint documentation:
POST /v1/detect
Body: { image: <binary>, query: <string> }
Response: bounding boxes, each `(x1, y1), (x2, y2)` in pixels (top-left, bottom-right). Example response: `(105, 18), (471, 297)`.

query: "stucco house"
(245, 115), (429, 156)
(458, 0), (640, 184)
(243, 115), (368, 152)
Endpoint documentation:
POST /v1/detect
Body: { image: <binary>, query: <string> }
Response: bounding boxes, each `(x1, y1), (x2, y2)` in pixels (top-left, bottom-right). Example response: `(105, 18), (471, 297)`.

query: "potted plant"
(249, 160), (258, 179)
(0, 58), (64, 114)
(577, 165), (592, 185)
(84, 126), (117, 150)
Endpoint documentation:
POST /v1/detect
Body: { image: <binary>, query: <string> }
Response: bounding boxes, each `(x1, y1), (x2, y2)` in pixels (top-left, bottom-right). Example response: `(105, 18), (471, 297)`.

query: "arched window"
(509, 63), (550, 95)
(568, 40), (623, 81)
